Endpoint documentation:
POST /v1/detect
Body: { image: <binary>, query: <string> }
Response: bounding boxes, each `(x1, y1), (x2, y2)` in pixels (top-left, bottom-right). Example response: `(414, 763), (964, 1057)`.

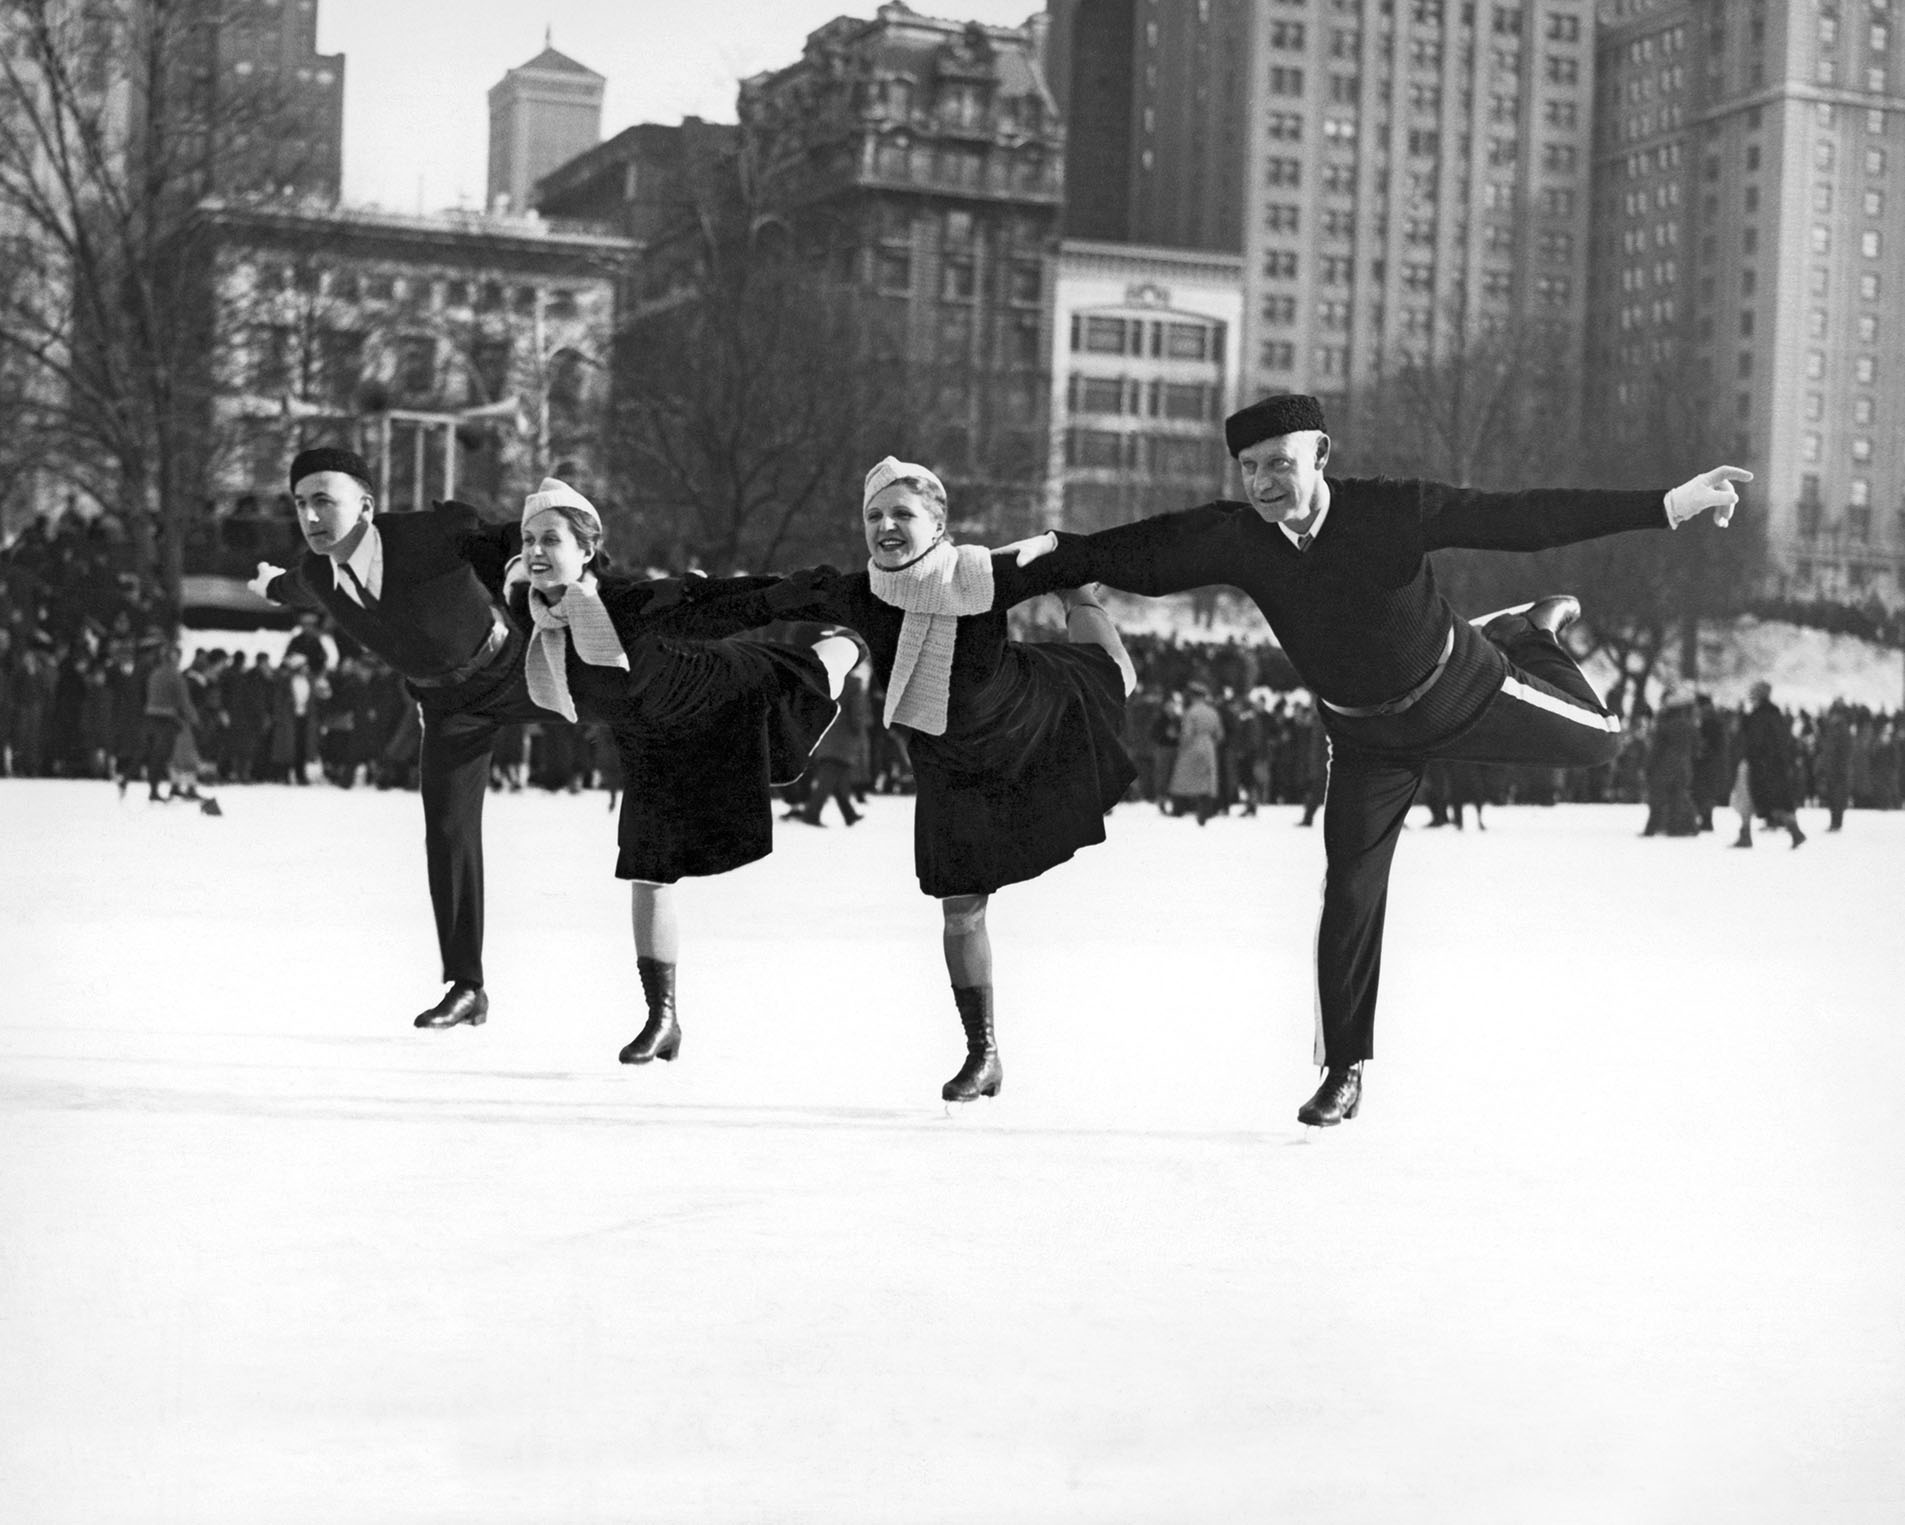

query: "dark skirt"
(605, 635), (838, 883)
(906, 642), (1135, 898)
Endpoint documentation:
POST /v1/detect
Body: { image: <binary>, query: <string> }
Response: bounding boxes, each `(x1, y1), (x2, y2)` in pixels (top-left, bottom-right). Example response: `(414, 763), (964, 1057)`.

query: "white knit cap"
(863, 455), (946, 512)
(522, 477), (601, 533)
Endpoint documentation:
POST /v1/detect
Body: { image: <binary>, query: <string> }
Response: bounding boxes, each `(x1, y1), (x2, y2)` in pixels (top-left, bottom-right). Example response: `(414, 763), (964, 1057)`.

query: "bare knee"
(941, 893), (988, 934)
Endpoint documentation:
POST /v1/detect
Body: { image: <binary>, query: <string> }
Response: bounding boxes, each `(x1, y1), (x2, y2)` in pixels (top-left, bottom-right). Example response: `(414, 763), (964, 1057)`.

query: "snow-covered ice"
(2, 779), (1901, 1523)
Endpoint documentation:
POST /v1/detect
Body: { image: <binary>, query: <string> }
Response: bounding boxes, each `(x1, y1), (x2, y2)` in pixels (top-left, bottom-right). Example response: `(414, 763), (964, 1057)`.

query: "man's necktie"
(1297, 532), (1313, 553)
(340, 562), (378, 609)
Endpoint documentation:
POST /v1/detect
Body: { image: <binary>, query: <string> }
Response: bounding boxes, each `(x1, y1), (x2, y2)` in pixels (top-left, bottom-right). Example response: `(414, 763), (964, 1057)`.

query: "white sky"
(318, 0), (1048, 212)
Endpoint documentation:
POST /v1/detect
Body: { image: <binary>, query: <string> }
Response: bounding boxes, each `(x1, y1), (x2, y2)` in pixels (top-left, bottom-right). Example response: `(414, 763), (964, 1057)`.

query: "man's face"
(292, 471), (373, 557)
(1236, 430), (1329, 525)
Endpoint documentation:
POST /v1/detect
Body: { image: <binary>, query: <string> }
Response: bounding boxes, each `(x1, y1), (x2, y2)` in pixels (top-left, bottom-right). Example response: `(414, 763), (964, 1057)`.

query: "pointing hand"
(1665, 465), (1754, 528)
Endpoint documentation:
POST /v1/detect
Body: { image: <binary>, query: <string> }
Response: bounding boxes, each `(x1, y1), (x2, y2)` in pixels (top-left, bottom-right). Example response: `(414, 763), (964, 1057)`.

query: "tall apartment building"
(1241, 1), (1597, 436)
(1588, 0), (1905, 605)
(738, 6), (1066, 534)
(1041, 0), (1251, 251)
(207, 0), (345, 201)
(487, 43), (606, 215)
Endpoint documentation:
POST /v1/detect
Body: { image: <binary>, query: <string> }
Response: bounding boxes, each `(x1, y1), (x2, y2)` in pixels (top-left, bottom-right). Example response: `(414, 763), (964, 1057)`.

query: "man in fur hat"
(1006, 393), (1752, 1128)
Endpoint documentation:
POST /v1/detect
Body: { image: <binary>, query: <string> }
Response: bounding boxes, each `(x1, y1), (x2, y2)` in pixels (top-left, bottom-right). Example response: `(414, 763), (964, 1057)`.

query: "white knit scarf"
(867, 540), (994, 735)
(523, 574), (629, 723)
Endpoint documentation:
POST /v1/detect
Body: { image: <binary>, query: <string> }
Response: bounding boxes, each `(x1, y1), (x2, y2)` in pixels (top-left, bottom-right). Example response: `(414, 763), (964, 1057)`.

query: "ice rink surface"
(2, 779), (1901, 1524)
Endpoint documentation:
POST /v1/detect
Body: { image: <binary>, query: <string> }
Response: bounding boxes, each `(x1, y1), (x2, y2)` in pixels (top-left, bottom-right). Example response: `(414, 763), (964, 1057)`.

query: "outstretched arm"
(248, 559), (320, 609)
(642, 566), (858, 641)
(1421, 466), (1752, 551)
(992, 505), (1237, 598)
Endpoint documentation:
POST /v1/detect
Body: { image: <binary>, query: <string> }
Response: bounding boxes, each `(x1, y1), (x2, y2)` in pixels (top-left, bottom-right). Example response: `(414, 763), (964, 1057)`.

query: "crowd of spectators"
(3, 513), (1903, 829)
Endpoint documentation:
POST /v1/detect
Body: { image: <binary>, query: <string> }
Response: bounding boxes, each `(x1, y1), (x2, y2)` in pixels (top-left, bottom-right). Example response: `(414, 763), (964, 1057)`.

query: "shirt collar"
(330, 520), (382, 597)
(1276, 492), (1330, 550)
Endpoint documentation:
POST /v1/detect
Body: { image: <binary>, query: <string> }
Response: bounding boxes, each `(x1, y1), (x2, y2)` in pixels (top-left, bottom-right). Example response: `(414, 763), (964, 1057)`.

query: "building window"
(1811, 225), (1830, 254)
(1802, 432), (1822, 463)
(1261, 340), (1295, 370)
(876, 250), (911, 293)
(1268, 66), (1306, 96)
(1862, 231), (1883, 258)
(940, 258), (975, 301)
(1075, 377), (1125, 415)
(1544, 143), (1578, 172)
(393, 335), (436, 400)
(1267, 111), (1303, 141)
(1007, 263), (1041, 304)
(1165, 323), (1211, 361)
(1266, 156), (1302, 186)
(1265, 202), (1301, 233)
(1855, 355), (1878, 383)
(1263, 295), (1297, 324)
(1858, 314), (1880, 343)
(1546, 55), (1580, 83)
(1159, 382), (1212, 420)
(1852, 437), (1874, 463)
(1805, 351), (1826, 379)
(1068, 429), (1125, 469)
(1854, 396), (1876, 424)
(1081, 316), (1128, 354)
(1263, 250), (1300, 279)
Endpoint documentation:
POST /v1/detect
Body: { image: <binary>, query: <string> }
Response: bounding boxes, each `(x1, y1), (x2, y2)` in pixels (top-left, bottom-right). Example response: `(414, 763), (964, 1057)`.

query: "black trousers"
(141, 717), (181, 789)
(1314, 626), (1623, 1068)
(414, 633), (550, 987)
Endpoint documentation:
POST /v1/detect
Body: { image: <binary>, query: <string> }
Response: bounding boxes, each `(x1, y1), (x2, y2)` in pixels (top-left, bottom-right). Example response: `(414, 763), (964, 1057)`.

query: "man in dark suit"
(249, 447), (561, 1030)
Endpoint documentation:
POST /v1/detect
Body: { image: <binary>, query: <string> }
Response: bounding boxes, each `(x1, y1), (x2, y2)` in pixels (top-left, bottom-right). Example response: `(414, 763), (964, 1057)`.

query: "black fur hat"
(289, 447), (374, 493)
(1223, 394), (1327, 457)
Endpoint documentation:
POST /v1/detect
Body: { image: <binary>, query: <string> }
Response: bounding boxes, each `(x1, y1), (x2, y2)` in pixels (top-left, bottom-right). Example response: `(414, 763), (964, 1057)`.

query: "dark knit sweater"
(1039, 476), (1669, 738)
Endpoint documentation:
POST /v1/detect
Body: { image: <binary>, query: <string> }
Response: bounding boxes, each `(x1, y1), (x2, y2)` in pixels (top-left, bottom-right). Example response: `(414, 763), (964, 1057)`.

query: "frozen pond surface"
(2, 780), (1901, 1523)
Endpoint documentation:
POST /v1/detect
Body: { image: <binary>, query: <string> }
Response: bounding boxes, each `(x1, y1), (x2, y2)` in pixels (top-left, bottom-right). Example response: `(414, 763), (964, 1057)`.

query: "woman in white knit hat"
(660, 457), (1139, 1105)
(509, 478), (858, 1065)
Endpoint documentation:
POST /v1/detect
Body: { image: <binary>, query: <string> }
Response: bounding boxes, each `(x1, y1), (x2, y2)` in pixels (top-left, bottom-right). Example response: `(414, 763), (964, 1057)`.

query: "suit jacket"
(266, 502), (520, 683)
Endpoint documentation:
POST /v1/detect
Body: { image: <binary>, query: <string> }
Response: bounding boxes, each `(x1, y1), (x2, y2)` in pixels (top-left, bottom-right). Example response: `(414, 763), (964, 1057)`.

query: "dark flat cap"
(1224, 394), (1328, 456)
(289, 447), (374, 493)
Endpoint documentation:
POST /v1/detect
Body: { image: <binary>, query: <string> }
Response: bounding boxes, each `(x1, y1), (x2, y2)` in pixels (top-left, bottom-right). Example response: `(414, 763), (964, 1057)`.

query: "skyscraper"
(1241, 1), (1597, 434)
(207, 0), (345, 201)
(487, 42), (605, 215)
(1588, 0), (1904, 604)
(1042, 0), (1251, 251)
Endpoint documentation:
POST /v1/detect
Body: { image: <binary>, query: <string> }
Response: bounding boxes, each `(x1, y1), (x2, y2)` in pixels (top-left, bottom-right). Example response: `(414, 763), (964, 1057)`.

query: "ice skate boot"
(1472, 594), (1581, 641)
(942, 985), (1002, 1104)
(620, 957), (681, 1063)
(1296, 1062), (1363, 1127)
(415, 981), (487, 1029)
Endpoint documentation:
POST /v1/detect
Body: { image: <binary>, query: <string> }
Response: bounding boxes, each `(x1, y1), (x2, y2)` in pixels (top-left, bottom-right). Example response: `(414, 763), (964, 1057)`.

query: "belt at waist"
(1319, 624), (1456, 719)
(408, 612), (512, 690)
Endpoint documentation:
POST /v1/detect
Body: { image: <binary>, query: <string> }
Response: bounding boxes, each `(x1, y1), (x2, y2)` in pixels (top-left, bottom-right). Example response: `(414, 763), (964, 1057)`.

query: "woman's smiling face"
(522, 509), (591, 592)
(864, 482), (943, 569)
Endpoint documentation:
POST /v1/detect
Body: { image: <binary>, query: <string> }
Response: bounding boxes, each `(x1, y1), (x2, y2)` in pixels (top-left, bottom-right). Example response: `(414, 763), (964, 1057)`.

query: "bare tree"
(0, 0), (314, 599)
(613, 202), (925, 573)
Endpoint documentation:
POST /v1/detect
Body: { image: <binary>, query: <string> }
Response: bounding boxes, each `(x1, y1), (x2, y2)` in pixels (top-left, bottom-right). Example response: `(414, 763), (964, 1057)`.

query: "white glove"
(247, 561), (285, 600)
(995, 531), (1058, 566)
(1665, 466), (1753, 528)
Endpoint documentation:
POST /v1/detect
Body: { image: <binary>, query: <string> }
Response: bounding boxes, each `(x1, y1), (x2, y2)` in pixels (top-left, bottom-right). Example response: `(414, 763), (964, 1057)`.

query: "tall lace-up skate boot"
(620, 956), (682, 1064)
(943, 986), (1003, 1103)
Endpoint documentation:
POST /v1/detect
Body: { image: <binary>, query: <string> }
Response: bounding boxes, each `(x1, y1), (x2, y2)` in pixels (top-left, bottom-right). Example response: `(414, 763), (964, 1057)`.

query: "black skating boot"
(1296, 1062), (1363, 1127)
(620, 956), (681, 1064)
(942, 985), (1003, 1103)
